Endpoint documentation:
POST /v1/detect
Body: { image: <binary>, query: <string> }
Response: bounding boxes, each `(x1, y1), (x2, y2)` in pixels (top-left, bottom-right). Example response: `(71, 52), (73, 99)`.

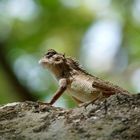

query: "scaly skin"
(39, 49), (131, 106)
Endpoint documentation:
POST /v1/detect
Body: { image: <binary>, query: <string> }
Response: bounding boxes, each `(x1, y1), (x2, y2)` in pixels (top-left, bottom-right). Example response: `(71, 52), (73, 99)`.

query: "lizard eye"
(45, 50), (56, 58)
(46, 53), (52, 58)
(45, 51), (56, 58)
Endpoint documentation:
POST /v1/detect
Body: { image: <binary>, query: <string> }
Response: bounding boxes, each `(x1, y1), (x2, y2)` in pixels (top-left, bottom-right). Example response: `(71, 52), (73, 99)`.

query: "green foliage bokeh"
(0, 0), (140, 108)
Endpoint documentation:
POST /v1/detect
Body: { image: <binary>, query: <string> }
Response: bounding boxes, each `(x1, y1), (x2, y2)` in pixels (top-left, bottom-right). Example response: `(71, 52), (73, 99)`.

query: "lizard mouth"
(39, 59), (48, 66)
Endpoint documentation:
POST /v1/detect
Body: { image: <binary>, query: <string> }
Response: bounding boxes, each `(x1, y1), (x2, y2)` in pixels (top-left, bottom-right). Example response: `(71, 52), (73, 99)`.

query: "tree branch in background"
(0, 42), (37, 101)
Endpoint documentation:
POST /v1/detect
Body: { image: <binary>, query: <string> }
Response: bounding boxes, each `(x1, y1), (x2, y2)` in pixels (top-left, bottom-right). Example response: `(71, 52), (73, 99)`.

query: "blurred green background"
(0, 0), (140, 108)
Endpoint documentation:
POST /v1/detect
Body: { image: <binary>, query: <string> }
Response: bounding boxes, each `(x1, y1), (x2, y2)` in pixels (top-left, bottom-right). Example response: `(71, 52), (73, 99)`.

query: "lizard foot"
(79, 98), (108, 115)
(78, 101), (92, 109)
(78, 97), (99, 109)
(36, 101), (52, 111)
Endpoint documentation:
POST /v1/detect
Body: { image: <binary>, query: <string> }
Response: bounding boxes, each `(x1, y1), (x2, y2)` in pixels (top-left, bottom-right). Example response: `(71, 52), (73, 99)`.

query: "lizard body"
(39, 49), (131, 106)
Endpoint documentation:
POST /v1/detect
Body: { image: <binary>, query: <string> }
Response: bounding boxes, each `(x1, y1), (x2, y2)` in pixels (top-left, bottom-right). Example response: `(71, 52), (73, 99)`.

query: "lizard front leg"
(49, 78), (67, 105)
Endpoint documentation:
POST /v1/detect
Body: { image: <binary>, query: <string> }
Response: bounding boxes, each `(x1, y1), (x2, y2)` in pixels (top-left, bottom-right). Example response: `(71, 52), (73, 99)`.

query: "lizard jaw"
(39, 58), (49, 67)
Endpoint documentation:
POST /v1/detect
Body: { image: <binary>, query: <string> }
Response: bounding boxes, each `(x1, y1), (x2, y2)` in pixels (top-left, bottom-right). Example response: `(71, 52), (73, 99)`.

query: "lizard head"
(39, 49), (66, 71)
(39, 49), (88, 78)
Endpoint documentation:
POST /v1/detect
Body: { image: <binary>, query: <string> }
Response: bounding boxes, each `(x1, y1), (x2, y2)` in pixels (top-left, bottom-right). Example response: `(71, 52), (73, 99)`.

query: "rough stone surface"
(0, 93), (140, 140)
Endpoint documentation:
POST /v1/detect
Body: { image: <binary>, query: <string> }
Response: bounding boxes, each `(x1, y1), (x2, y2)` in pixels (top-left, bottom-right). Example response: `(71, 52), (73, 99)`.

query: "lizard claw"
(78, 102), (92, 109)
(79, 97), (100, 109)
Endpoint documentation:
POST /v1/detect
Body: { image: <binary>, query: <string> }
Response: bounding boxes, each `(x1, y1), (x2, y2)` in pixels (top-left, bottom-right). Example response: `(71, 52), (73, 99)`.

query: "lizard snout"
(39, 58), (48, 65)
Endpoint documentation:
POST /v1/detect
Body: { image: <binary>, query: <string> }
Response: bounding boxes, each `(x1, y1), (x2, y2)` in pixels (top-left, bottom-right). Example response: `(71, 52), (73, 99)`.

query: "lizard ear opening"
(54, 58), (63, 64)
(54, 55), (65, 64)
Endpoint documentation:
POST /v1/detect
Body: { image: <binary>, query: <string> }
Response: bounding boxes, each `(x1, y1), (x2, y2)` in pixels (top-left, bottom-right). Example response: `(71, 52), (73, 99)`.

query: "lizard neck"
(49, 64), (71, 80)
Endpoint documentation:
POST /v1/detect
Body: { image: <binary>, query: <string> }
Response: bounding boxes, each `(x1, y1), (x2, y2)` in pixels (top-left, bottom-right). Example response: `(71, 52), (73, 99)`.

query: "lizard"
(39, 49), (131, 107)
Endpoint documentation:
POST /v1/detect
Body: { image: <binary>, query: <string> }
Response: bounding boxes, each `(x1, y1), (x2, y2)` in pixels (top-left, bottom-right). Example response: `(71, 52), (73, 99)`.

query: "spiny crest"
(66, 57), (88, 73)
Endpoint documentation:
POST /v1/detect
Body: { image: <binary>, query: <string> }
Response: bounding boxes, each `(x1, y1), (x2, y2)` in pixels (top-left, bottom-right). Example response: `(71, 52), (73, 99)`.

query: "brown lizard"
(39, 49), (131, 107)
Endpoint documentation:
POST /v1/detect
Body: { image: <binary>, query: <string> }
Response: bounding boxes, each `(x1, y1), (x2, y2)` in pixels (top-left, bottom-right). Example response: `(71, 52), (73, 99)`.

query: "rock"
(0, 93), (140, 140)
